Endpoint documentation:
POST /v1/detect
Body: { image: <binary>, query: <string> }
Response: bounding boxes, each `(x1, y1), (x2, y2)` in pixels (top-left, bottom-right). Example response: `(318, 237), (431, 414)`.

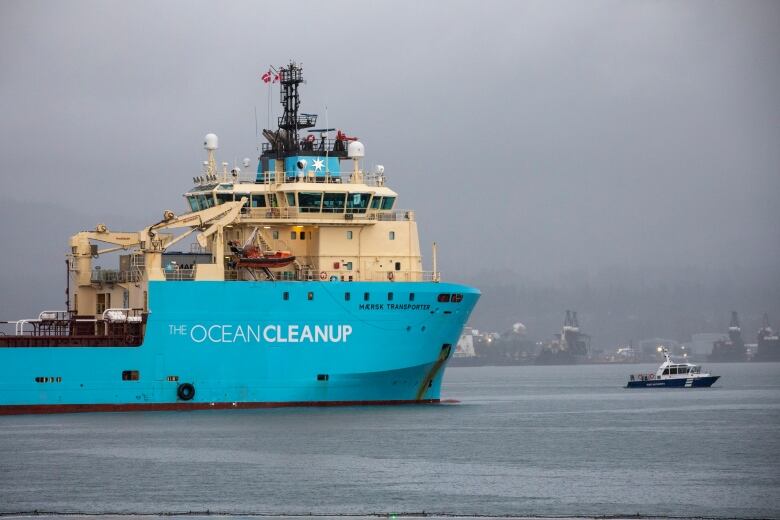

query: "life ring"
(177, 383), (195, 401)
(319, 271), (327, 280)
(387, 271), (394, 281)
(649, 374), (655, 380)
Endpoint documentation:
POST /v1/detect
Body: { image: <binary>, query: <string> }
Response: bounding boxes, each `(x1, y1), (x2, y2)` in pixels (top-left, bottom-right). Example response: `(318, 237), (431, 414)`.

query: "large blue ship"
(0, 62), (479, 415)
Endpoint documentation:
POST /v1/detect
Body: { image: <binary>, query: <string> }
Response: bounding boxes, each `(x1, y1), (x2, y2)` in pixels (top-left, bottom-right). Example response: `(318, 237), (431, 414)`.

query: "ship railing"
(368, 210), (415, 222)
(164, 268), (196, 281)
(102, 308), (143, 323)
(39, 310), (69, 321)
(239, 207), (414, 223)
(365, 271), (440, 282)
(91, 269), (142, 284)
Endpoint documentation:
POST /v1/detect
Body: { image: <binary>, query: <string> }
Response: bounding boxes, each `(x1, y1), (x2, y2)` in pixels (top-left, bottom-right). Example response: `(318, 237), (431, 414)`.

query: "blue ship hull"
(0, 281), (479, 414)
(626, 376), (719, 388)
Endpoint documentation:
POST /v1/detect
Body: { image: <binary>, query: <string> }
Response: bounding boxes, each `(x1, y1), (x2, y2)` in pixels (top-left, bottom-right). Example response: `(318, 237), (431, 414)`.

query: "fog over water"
(1, 1), (778, 345)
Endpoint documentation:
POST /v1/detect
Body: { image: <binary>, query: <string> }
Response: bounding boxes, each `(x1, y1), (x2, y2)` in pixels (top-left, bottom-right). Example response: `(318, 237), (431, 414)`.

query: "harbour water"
(1, 362), (778, 519)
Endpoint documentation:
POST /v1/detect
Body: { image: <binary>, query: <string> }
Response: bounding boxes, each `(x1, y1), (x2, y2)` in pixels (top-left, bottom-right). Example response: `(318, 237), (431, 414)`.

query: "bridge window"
(286, 193), (296, 206)
(381, 196), (396, 210)
(322, 192), (347, 213)
(251, 194), (266, 208)
(662, 368), (669, 375)
(188, 197), (199, 212)
(299, 192), (323, 212)
(347, 193), (371, 213)
(216, 193), (233, 205)
(370, 196), (382, 210)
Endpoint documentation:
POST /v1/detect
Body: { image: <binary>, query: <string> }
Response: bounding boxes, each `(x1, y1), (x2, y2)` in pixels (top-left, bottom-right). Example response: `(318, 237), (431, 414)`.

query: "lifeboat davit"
(229, 243), (296, 269)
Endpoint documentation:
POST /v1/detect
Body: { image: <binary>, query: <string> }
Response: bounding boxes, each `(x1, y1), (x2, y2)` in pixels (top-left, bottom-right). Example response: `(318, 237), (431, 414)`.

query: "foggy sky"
(1, 0), (778, 330)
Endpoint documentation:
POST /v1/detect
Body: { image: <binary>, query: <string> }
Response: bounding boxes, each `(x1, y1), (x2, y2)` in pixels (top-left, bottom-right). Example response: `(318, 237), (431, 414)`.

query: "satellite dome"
(347, 141), (365, 158)
(204, 133), (218, 150)
(512, 322), (527, 335)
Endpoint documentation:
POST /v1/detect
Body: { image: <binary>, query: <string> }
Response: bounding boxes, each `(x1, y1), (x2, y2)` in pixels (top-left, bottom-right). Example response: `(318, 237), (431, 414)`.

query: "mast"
(277, 62), (316, 152)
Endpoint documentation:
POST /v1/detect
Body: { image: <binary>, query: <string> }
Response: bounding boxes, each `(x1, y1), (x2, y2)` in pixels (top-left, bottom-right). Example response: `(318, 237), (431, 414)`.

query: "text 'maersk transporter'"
(0, 62), (480, 415)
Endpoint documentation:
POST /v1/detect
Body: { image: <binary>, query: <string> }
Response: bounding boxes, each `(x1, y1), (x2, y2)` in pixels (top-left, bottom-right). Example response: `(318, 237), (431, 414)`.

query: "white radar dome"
(347, 141), (365, 158)
(375, 164), (385, 174)
(204, 133), (219, 150)
(242, 157), (251, 168)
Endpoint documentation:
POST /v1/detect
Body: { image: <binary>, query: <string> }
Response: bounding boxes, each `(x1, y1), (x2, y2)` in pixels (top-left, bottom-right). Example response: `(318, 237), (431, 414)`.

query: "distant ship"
(0, 61), (480, 415)
(753, 313), (780, 362)
(535, 310), (590, 365)
(709, 311), (747, 362)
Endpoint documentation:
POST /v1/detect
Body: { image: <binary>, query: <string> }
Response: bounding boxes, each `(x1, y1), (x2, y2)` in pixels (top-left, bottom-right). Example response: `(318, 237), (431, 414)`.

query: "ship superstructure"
(0, 62), (479, 415)
(536, 310), (590, 365)
(709, 311), (747, 362)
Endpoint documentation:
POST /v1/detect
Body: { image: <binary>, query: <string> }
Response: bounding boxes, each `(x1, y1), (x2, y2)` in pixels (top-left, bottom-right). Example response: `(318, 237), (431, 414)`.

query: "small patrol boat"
(626, 348), (719, 388)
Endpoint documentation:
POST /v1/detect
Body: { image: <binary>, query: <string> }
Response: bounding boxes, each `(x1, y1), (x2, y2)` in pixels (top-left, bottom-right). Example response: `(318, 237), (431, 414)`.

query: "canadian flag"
(262, 70), (280, 84)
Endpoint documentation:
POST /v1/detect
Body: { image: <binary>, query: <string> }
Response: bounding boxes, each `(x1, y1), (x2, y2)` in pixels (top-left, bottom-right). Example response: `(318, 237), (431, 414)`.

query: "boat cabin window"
(322, 192), (347, 213)
(290, 231), (297, 240)
(346, 230), (353, 239)
(188, 196), (199, 212)
(286, 193), (296, 206)
(346, 193), (371, 213)
(662, 368), (669, 375)
(370, 196), (382, 210)
(299, 192), (323, 212)
(381, 196), (396, 210)
(251, 194), (266, 208)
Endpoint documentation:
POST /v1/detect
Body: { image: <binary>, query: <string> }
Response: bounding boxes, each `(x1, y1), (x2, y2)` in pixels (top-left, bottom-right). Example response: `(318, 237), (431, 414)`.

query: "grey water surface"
(1, 363), (778, 519)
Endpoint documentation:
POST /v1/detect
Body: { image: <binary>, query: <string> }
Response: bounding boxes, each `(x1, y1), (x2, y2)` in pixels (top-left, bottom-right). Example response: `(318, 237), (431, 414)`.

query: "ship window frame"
(381, 196), (396, 210)
(307, 291), (314, 301)
(216, 193), (233, 206)
(344, 292), (351, 301)
(387, 292), (394, 301)
(394, 262), (401, 271)
(272, 230), (279, 240)
(364, 292), (370, 302)
(346, 192), (371, 213)
(389, 231), (396, 240)
(344, 261), (353, 271)
(370, 196), (382, 210)
(122, 370), (140, 381)
(188, 196), (199, 212)
(322, 192), (347, 213)
(346, 230), (353, 240)
(290, 231), (297, 240)
(409, 293), (415, 302)
(286, 192), (297, 207)
(283, 291), (289, 301)
(251, 194), (267, 208)
(300, 231), (306, 240)
(298, 191), (324, 213)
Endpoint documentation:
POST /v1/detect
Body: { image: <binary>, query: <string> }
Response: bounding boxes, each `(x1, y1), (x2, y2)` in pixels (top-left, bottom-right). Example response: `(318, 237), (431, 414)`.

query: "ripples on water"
(0, 363), (778, 519)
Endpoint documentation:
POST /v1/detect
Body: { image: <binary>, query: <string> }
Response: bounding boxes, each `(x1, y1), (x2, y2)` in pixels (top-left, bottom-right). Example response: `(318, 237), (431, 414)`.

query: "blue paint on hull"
(0, 281), (479, 412)
(626, 376), (719, 388)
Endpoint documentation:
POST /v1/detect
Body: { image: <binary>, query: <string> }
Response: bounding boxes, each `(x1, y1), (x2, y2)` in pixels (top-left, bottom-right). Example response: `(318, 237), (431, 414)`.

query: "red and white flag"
(261, 69), (280, 84)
